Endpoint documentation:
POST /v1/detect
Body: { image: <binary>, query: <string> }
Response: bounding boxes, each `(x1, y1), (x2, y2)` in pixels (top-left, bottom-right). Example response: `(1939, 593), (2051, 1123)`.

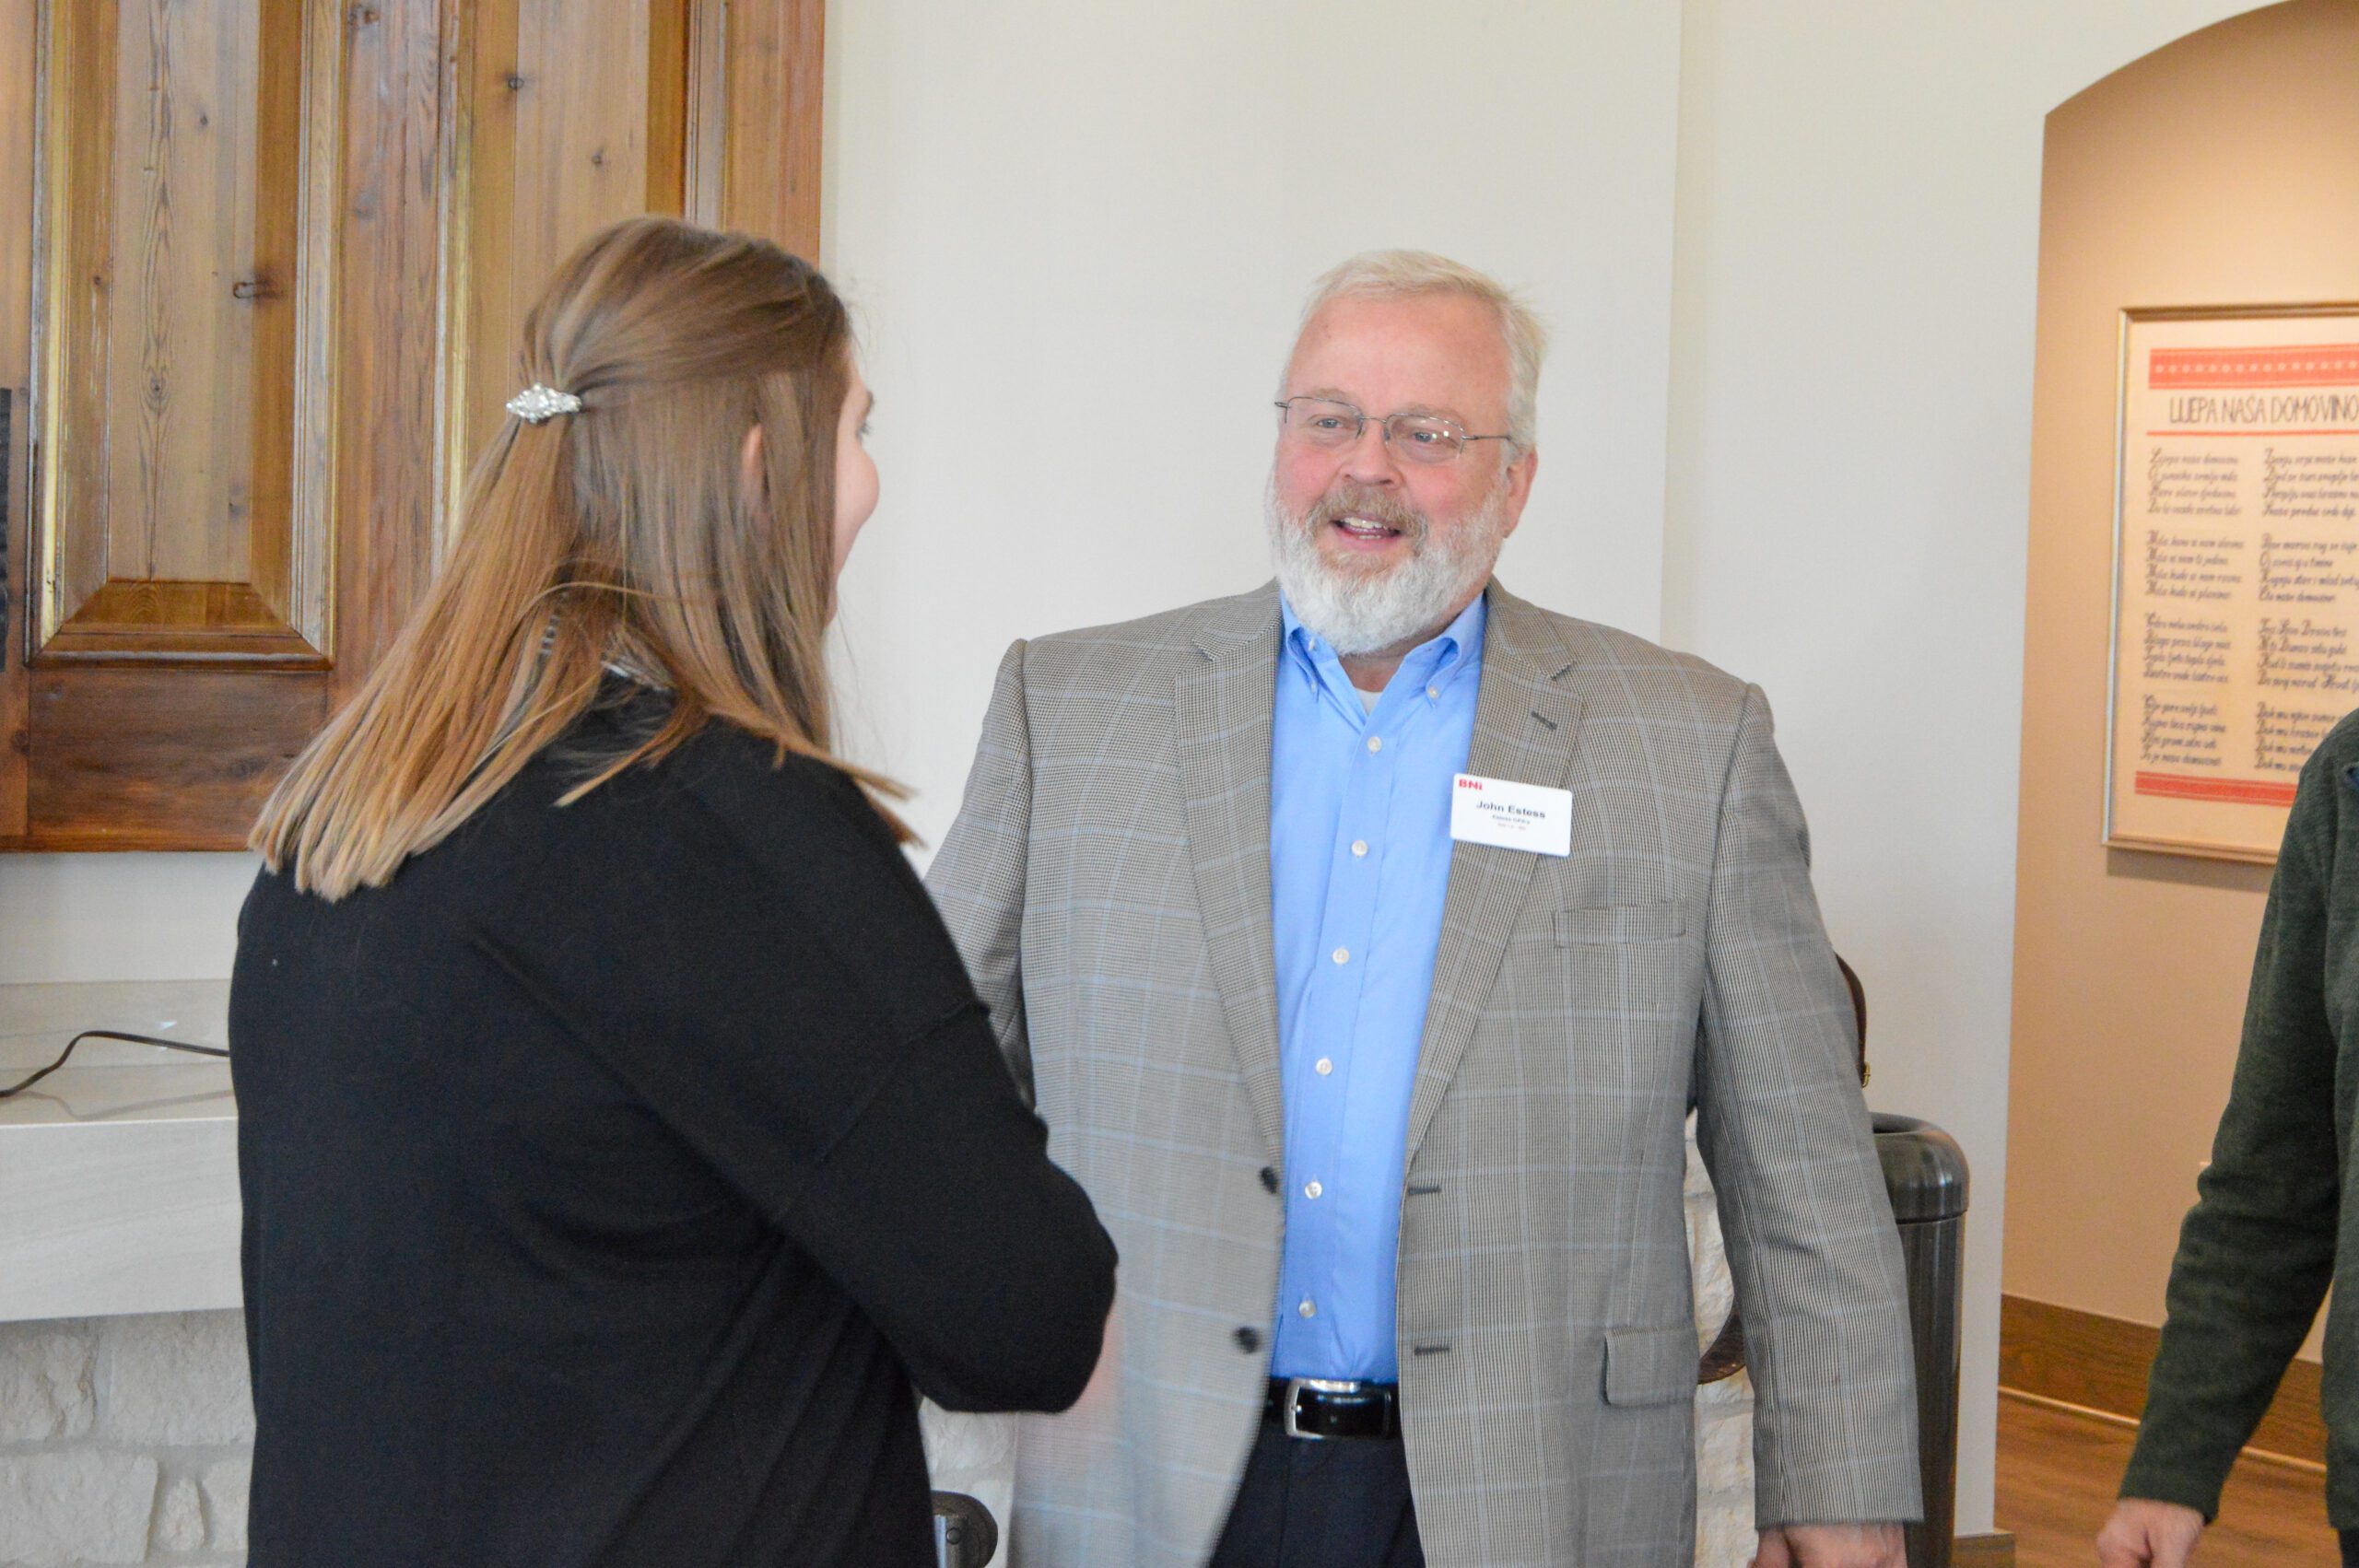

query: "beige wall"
(2005, 0), (2359, 1352)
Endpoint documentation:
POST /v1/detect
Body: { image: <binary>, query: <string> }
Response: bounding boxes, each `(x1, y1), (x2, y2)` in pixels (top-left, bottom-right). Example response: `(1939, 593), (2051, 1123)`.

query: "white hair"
(1288, 250), (1548, 451)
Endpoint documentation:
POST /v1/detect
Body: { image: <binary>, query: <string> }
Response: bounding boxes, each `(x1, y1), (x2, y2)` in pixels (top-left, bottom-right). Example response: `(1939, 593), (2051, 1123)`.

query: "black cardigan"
(230, 694), (1117, 1567)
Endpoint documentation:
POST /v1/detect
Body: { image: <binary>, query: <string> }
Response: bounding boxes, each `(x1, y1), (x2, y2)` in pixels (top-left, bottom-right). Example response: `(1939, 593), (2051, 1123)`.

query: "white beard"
(1264, 474), (1512, 656)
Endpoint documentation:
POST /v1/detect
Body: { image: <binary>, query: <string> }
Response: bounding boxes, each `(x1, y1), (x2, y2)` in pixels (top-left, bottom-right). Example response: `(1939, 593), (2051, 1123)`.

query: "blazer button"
(1259, 1166), (1279, 1194)
(1234, 1326), (1262, 1353)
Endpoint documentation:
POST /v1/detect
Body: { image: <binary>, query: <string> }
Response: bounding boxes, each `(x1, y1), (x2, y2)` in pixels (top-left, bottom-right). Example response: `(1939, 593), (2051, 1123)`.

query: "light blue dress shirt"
(1268, 591), (1485, 1381)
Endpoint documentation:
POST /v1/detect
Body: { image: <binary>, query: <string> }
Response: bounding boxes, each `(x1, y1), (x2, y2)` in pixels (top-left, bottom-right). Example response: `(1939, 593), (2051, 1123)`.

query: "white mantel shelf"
(0, 981), (239, 1323)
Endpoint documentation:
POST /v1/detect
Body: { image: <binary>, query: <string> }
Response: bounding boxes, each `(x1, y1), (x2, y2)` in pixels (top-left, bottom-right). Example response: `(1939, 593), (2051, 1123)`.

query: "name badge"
(1450, 773), (1573, 857)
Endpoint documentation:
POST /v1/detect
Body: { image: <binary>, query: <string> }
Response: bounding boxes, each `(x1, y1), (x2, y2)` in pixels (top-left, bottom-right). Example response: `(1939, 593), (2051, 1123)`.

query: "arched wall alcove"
(2005, 0), (2359, 1410)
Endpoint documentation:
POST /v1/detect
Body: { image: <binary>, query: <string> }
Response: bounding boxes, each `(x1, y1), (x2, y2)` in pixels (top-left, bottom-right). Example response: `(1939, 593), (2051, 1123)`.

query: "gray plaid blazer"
(926, 581), (1920, 1568)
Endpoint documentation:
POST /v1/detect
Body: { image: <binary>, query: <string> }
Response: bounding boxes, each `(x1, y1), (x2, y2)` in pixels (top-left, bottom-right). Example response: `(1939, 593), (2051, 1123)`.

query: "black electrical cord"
(0, 1029), (229, 1101)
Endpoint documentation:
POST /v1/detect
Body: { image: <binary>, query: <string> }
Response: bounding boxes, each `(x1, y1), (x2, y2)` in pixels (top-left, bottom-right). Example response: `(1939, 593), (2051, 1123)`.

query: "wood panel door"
(0, 0), (823, 850)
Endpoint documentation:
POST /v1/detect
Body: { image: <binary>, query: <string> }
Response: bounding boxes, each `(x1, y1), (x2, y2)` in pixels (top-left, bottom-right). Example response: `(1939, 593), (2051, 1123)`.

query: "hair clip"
(507, 383), (583, 424)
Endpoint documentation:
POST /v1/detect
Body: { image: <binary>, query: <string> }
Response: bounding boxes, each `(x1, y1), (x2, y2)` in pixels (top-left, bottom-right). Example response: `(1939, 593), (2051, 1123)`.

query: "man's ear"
(1498, 447), (1539, 540)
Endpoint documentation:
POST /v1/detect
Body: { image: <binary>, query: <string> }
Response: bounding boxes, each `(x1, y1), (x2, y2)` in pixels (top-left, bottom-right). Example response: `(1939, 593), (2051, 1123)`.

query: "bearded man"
(927, 252), (1920, 1568)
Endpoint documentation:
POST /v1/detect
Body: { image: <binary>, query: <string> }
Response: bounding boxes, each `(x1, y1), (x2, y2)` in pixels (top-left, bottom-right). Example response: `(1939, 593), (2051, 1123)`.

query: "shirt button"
(1315, 1057), (1333, 1075)
(1367, 735), (1382, 754)
(1332, 947), (1349, 965)
(1426, 685), (1440, 700)
(1304, 1180), (1322, 1199)
(1351, 840), (1368, 858)
(1298, 1298), (1318, 1319)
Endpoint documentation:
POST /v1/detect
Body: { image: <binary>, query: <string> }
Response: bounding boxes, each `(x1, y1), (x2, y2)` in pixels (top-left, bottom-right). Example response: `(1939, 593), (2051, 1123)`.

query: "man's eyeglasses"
(1274, 397), (1513, 466)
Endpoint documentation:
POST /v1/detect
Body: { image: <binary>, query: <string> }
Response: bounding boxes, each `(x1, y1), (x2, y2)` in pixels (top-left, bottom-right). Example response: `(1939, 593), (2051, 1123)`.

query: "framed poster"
(2107, 305), (2359, 862)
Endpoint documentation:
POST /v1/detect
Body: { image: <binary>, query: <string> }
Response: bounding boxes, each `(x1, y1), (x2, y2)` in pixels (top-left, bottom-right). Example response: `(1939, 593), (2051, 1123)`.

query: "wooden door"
(0, 0), (823, 850)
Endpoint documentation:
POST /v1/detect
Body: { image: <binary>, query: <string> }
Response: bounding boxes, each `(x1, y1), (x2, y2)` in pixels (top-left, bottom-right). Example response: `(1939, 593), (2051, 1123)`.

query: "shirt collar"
(1279, 589), (1488, 691)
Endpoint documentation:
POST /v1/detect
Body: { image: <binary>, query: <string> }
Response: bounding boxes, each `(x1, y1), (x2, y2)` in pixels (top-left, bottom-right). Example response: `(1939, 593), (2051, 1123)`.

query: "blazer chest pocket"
(1602, 1326), (1696, 1408)
(1555, 902), (1684, 946)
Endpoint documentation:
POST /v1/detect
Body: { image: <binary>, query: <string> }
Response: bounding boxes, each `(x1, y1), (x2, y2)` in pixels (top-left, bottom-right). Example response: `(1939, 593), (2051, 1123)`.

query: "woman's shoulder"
(647, 724), (976, 1029)
(640, 722), (937, 939)
(546, 692), (883, 843)
(658, 721), (894, 854)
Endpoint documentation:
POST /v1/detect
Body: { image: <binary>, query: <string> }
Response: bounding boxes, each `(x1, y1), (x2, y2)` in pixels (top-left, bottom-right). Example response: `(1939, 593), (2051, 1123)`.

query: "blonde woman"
(231, 217), (1116, 1568)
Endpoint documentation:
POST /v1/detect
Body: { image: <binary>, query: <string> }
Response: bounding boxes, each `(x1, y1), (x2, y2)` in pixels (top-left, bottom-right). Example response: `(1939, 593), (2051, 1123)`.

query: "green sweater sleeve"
(2118, 736), (2347, 1519)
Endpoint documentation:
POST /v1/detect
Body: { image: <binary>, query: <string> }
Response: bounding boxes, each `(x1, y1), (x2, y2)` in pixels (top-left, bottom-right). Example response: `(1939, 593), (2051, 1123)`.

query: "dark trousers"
(2341, 1527), (2359, 1566)
(1208, 1413), (1425, 1568)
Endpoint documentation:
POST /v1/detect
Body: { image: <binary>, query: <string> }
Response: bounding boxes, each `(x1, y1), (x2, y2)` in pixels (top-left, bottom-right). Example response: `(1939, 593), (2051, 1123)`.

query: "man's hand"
(1751, 1522), (1906, 1568)
(2096, 1498), (2206, 1567)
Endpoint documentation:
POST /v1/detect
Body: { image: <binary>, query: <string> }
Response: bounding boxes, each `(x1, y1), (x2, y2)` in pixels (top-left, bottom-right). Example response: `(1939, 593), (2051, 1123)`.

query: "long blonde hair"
(253, 216), (904, 898)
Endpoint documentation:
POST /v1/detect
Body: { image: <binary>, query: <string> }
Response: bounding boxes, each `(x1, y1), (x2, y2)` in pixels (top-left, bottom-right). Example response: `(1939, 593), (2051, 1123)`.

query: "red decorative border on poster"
(2150, 344), (2359, 390)
(2131, 771), (2298, 807)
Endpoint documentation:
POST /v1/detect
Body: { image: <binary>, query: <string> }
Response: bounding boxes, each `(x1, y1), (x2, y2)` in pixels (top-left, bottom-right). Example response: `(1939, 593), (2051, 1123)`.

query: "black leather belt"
(1265, 1377), (1402, 1440)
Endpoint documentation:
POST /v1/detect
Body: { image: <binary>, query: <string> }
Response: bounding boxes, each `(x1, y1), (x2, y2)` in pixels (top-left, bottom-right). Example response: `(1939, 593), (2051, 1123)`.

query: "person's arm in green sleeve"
(2104, 736), (2347, 1565)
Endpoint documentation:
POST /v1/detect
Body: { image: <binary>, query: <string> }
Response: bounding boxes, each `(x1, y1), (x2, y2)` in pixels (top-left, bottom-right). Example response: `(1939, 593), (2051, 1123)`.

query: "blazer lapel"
(1173, 585), (1287, 1163)
(1403, 582), (1583, 1162)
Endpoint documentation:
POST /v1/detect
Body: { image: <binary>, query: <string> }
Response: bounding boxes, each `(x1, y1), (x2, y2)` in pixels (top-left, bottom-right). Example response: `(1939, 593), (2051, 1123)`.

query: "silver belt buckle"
(1281, 1376), (1358, 1441)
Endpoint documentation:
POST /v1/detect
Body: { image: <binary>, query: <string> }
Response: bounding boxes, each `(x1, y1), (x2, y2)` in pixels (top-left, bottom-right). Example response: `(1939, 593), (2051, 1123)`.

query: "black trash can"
(1872, 1113), (1970, 1568)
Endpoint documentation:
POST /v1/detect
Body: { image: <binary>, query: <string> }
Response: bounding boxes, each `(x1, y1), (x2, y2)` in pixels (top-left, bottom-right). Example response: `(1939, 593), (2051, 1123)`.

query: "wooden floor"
(1997, 1392), (2339, 1566)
